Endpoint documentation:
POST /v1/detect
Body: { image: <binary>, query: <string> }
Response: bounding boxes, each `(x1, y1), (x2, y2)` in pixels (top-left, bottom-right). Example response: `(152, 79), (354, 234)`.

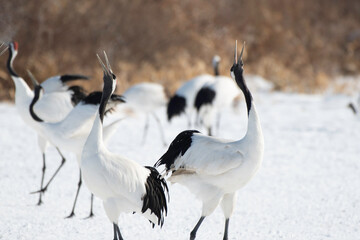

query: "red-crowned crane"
(81, 52), (168, 240)
(6, 41), (89, 205)
(155, 42), (264, 240)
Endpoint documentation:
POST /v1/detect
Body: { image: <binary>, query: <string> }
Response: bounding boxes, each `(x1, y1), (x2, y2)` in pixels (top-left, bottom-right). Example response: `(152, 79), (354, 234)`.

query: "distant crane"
(122, 82), (167, 146)
(81, 53), (168, 240)
(167, 74), (215, 127)
(6, 41), (89, 205)
(29, 68), (126, 218)
(155, 42), (264, 240)
(194, 56), (241, 136)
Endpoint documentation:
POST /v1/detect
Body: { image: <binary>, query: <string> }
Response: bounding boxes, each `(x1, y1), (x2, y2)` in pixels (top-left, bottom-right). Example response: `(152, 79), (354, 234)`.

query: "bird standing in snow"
(6, 41), (89, 205)
(155, 41), (264, 240)
(122, 82), (167, 146)
(81, 53), (168, 240)
(167, 73), (215, 127)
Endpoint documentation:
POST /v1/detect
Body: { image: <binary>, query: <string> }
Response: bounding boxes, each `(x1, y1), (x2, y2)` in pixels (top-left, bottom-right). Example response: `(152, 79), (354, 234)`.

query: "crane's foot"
(65, 212), (75, 219)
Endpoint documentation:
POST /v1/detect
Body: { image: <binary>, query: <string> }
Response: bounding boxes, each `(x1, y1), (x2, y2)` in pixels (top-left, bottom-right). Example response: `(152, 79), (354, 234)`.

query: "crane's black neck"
(234, 66), (252, 115)
(29, 85), (44, 122)
(214, 63), (219, 76)
(7, 48), (19, 77)
(99, 77), (113, 123)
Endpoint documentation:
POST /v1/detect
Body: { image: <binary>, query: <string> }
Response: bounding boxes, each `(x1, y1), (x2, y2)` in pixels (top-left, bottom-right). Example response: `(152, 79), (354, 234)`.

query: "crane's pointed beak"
(97, 53), (110, 76)
(26, 69), (40, 87)
(103, 51), (112, 73)
(0, 42), (9, 56)
(238, 42), (245, 64)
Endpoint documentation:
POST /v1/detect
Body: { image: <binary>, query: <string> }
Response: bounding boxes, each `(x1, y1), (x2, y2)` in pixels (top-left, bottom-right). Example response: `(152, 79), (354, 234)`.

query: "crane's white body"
(171, 74), (215, 124)
(123, 82), (167, 114)
(169, 104), (263, 199)
(197, 76), (241, 133)
(81, 115), (158, 223)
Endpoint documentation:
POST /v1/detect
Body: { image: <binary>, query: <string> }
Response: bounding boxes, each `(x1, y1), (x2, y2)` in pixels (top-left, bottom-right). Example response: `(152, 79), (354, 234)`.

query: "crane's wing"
(103, 152), (148, 197)
(41, 75), (89, 93)
(155, 131), (244, 176)
(34, 91), (74, 122)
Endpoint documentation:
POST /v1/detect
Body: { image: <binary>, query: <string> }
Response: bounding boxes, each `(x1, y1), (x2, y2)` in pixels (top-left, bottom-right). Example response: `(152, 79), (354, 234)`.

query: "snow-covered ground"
(0, 90), (359, 240)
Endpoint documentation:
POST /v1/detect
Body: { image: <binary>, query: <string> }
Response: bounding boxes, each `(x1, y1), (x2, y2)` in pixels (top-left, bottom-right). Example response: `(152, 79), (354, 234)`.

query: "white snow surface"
(1, 90), (359, 240)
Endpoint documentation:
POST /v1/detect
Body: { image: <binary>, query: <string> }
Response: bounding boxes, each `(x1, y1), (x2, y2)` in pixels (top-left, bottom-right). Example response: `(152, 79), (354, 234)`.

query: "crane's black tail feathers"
(60, 74), (89, 83)
(68, 86), (87, 106)
(142, 166), (169, 228)
(154, 130), (199, 170)
(167, 95), (186, 121)
(194, 87), (216, 111)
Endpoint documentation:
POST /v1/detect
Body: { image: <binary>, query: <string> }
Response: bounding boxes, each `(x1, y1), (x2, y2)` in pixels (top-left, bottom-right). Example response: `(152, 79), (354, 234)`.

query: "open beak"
(238, 41), (245, 63)
(0, 42), (9, 56)
(26, 69), (40, 87)
(97, 51), (112, 76)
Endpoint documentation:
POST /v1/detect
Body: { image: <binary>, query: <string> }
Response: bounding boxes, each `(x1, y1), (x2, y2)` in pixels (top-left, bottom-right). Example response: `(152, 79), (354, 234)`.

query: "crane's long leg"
(190, 216), (205, 240)
(113, 223), (118, 240)
(114, 224), (123, 240)
(152, 113), (167, 146)
(84, 194), (95, 219)
(216, 113), (221, 134)
(223, 218), (230, 240)
(141, 115), (150, 145)
(31, 148), (66, 194)
(66, 169), (82, 218)
(37, 153), (46, 205)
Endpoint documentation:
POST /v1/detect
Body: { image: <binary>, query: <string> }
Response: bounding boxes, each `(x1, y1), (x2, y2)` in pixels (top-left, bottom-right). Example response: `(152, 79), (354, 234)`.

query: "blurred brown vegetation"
(0, 0), (360, 101)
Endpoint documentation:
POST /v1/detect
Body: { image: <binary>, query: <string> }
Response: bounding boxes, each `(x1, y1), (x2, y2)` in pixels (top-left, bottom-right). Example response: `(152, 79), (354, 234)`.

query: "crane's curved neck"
(234, 67), (262, 142)
(214, 63), (219, 76)
(7, 48), (34, 104)
(7, 48), (19, 77)
(29, 86), (44, 122)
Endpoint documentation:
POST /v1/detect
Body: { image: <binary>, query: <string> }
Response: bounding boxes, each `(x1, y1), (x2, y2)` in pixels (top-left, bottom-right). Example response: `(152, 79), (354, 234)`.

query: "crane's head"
(212, 55), (221, 68)
(230, 40), (245, 80)
(97, 51), (117, 96)
(9, 41), (18, 58)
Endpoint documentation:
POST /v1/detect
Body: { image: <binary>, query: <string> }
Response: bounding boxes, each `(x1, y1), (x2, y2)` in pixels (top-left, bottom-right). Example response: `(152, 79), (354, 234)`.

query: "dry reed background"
(0, 0), (359, 101)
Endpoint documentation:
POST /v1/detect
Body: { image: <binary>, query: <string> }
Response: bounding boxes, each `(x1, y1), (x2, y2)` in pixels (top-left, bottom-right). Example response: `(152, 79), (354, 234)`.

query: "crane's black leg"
(190, 216), (205, 240)
(37, 153), (46, 205)
(208, 127), (212, 136)
(66, 169), (82, 218)
(31, 148), (66, 194)
(216, 113), (221, 134)
(223, 218), (230, 240)
(115, 224), (123, 240)
(84, 194), (94, 219)
(152, 113), (167, 146)
(141, 115), (150, 145)
(113, 223), (118, 240)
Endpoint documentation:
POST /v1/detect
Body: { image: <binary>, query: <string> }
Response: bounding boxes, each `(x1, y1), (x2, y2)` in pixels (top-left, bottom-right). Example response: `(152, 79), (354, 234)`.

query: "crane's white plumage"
(122, 82), (168, 145)
(155, 42), (264, 240)
(30, 87), (126, 218)
(167, 74), (215, 125)
(7, 41), (88, 205)
(81, 53), (168, 240)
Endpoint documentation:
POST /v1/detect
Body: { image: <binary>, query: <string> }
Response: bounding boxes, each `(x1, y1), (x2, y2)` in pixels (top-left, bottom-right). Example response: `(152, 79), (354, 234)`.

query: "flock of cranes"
(4, 40), (264, 240)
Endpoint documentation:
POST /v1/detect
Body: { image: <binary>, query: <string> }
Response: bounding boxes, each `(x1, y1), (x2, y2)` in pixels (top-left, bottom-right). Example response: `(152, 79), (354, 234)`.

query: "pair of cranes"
(6, 41), (264, 240)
